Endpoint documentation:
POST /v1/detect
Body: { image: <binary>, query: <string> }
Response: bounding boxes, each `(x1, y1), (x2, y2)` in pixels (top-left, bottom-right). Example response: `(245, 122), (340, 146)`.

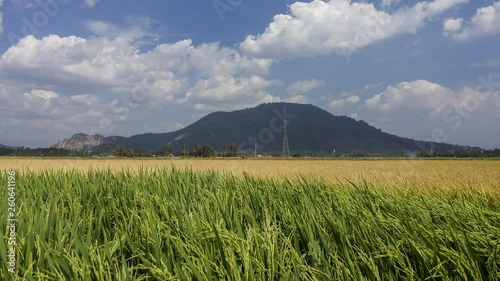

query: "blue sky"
(0, 0), (499, 149)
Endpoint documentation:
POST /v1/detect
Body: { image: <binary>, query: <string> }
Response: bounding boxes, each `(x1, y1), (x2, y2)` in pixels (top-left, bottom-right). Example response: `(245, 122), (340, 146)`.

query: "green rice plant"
(0, 167), (499, 280)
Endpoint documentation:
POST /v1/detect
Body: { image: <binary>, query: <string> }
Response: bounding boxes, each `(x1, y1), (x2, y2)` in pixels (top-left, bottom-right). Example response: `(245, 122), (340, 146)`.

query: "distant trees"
(0, 147), (70, 157)
(112, 144), (135, 157)
(163, 145), (173, 156)
(188, 145), (215, 158)
(228, 144), (238, 157)
(170, 143), (239, 158)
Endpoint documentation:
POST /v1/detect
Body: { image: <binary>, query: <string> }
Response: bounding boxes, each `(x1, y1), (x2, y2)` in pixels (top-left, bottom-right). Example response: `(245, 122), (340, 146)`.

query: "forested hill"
(54, 103), (468, 154)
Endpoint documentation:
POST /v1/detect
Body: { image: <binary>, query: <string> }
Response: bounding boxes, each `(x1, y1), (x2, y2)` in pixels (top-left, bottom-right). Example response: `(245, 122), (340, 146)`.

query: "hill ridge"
(52, 102), (468, 153)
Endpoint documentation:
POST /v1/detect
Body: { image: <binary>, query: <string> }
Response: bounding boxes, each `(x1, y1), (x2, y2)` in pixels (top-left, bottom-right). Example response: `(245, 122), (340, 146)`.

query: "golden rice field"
(1, 158), (499, 193)
(1, 158), (499, 280)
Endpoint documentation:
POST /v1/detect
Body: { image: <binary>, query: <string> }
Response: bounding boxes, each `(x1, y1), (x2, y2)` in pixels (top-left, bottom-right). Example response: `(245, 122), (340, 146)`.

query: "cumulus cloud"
(185, 75), (278, 112)
(241, 0), (469, 59)
(318, 79), (499, 148)
(444, 2), (500, 41)
(359, 80), (500, 147)
(0, 31), (277, 145)
(365, 80), (456, 114)
(1, 87), (104, 121)
(285, 79), (325, 95)
(0, 34), (272, 104)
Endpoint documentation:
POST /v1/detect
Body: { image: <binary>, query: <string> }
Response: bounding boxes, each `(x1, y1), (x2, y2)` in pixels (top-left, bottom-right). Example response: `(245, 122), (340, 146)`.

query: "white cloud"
(444, 2), (500, 41)
(0, 31), (277, 144)
(322, 80), (500, 148)
(358, 80), (500, 148)
(329, 95), (360, 109)
(365, 80), (499, 113)
(185, 75), (276, 105)
(0, 82), (112, 146)
(365, 80), (458, 114)
(287, 95), (309, 103)
(443, 18), (463, 33)
(0, 34), (272, 104)
(241, 0), (469, 59)
(285, 79), (325, 95)
(84, 0), (99, 8)
(24, 89), (58, 100)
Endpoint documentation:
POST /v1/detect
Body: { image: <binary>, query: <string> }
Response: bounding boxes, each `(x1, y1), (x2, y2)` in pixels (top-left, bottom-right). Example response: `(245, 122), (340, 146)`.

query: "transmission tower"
(282, 120), (290, 158)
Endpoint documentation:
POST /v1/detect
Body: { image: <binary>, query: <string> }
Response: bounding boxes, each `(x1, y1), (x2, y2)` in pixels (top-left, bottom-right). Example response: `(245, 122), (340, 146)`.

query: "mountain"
(53, 103), (468, 154)
(52, 133), (106, 149)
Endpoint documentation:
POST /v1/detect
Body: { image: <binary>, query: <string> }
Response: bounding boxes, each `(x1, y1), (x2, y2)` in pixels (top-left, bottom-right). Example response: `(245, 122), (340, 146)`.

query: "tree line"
(1, 145), (499, 158)
(163, 144), (238, 158)
(104, 143), (239, 158)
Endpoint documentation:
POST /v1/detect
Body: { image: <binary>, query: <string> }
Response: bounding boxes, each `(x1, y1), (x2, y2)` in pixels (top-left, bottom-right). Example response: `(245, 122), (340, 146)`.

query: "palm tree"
(182, 144), (187, 157)
(83, 145), (88, 157)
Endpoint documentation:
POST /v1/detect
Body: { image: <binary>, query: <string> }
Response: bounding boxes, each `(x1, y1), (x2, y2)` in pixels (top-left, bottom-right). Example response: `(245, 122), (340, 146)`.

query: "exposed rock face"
(51, 134), (107, 149)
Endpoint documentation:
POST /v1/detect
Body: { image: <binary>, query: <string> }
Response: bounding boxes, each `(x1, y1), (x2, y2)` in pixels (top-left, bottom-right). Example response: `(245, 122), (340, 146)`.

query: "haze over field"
(0, 0), (499, 149)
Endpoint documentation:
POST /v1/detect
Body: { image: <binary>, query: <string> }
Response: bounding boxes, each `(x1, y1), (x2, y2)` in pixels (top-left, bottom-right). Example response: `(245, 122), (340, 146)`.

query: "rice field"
(1, 159), (499, 280)
(2, 158), (500, 192)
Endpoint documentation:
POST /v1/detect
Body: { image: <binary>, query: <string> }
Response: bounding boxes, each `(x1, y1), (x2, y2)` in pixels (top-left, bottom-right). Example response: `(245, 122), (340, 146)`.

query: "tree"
(201, 145), (215, 158)
(122, 148), (135, 158)
(229, 143), (238, 157)
(163, 145), (173, 156)
(182, 144), (187, 157)
(190, 145), (201, 157)
(112, 144), (122, 157)
(83, 145), (89, 157)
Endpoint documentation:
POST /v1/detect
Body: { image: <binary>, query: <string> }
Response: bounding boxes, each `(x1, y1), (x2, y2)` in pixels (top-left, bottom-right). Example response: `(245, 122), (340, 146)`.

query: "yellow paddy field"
(1, 157), (499, 193)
